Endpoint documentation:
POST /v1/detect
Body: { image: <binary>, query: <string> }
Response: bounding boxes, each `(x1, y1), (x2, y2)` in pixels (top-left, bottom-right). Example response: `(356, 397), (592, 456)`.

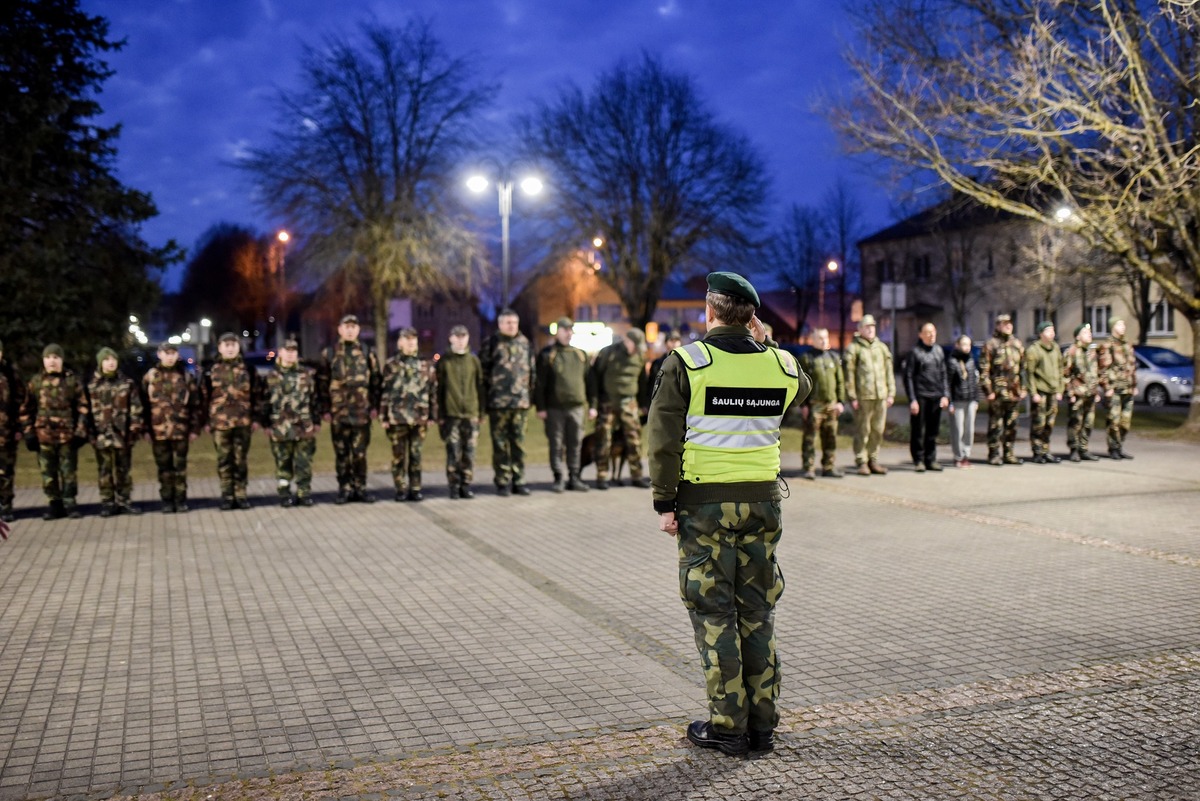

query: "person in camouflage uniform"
(437, 325), (484, 499)
(590, 328), (650, 489)
(480, 309), (535, 496)
(1098, 318), (1137, 460)
(0, 340), (27, 522)
(380, 328), (437, 502)
(260, 338), (320, 507)
(1023, 321), (1065, 464)
(980, 313), (1026, 465)
(1064, 322), (1102, 462)
(19, 344), (88, 520)
(534, 317), (597, 493)
(201, 332), (261, 510)
(319, 314), (382, 504)
(798, 328), (845, 479)
(843, 314), (895, 475)
(143, 341), (200, 513)
(86, 347), (146, 517)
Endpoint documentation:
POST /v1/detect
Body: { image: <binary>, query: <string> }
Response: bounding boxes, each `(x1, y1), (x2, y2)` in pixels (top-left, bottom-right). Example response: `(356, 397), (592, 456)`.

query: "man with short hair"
(20, 344), (88, 520)
(844, 314), (894, 475)
(1024, 321), (1064, 463)
(380, 328), (437, 501)
(480, 309), (535, 496)
(534, 318), (596, 493)
(86, 346), (145, 517)
(0, 340), (27, 522)
(261, 338), (320, 507)
(649, 331), (684, 388)
(798, 328), (844, 479)
(647, 270), (808, 757)
(904, 322), (949, 472)
(319, 314), (382, 504)
(201, 332), (260, 510)
(1099, 319), (1137, 459)
(981, 313), (1026, 465)
(1064, 322), (1102, 462)
(144, 341), (200, 513)
(437, 324), (484, 499)
(590, 328), (650, 489)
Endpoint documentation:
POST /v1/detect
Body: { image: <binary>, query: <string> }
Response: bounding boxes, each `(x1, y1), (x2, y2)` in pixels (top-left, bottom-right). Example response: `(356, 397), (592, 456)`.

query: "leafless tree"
(765, 204), (826, 340)
(834, 0), (1200, 428)
(823, 180), (866, 348)
(519, 54), (769, 328)
(240, 19), (496, 358)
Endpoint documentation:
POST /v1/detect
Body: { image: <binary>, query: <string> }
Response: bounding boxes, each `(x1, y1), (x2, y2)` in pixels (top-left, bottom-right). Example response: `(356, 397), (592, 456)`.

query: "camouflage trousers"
(0, 440), (16, 509)
(271, 437), (316, 497)
(1067, 394), (1096, 453)
(488, 409), (528, 488)
(544, 406), (585, 480)
(987, 397), (1021, 458)
(38, 442), (78, 507)
(387, 424), (426, 493)
(151, 439), (189, 502)
(852, 399), (887, 464)
(212, 426), (251, 500)
(1106, 392), (1135, 451)
(1029, 395), (1059, 457)
(595, 398), (643, 480)
(331, 423), (371, 493)
(801, 403), (839, 471)
(94, 446), (134, 505)
(677, 500), (784, 734)
(441, 417), (479, 486)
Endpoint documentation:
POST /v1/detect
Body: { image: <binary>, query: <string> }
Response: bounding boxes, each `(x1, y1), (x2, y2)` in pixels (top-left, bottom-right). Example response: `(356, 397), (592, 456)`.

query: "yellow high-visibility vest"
(675, 341), (799, 484)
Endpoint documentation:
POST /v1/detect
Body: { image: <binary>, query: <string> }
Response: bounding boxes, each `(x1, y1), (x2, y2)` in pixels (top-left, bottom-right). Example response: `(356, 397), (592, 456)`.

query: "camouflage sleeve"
(834, 353), (846, 403)
(434, 359), (447, 421)
(473, 355), (485, 415)
(843, 344), (858, 402)
(18, 375), (38, 438)
(74, 376), (91, 441)
(129, 379), (146, 439)
(527, 341), (537, 402)
(368, 351), (383, 411)
(426, 362), (438, 424)
(478, 336), (495, 385)
(885, 346), (896, 397)
(979, 342), (994, 395)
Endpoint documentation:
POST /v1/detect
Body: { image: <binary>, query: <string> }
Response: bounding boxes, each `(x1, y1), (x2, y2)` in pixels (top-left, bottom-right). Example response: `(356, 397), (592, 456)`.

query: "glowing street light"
(467, 159), (545, 308)
(272, 229), (291, 348)
(820, 259), (840, 315)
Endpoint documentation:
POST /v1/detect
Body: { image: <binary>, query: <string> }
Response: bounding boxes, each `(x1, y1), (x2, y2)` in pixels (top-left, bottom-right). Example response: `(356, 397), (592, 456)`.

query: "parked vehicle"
(1134, 346), (1194, 407)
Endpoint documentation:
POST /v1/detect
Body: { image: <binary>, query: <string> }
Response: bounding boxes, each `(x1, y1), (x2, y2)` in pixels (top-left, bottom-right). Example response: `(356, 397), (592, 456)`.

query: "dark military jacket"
(319, 340), (382, 425)
(380, 354), (438, 426)
(261, 362), (320, 441)
(86, 371), (145, 450)
(480, 332), (534, 411)
(0, 359), (27, 447)
(201, 356), (259, 431)
(591, 342), (648, 407)
(980, 332), (1025, 401)
(436, 350), (484, 419)
(534, 343), (594, 410)
(1098, 335), (1136, 394)
(800, 348), (845, 407)
(20, 370), (88, 445)
(143, 362), (199, 441)
(1064, 342), (1100, 398)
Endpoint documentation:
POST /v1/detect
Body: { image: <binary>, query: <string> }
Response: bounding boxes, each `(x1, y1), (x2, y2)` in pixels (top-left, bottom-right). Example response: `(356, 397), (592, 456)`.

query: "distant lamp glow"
(519, 176), (543, 196)
(200, 318), (212, 328)
(592, 236), (604, 248)
(1054, 206), (1073, 222)
(168, 335), (183, 345)
(129, 315), (138, 324)
(277, 230), (290, 243)
(466, 175), (489, 193)
(827, 260), (839, 272)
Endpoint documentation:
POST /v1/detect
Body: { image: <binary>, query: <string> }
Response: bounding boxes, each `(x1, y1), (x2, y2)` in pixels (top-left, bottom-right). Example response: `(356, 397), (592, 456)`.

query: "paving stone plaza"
(0, 433), (1197, 800)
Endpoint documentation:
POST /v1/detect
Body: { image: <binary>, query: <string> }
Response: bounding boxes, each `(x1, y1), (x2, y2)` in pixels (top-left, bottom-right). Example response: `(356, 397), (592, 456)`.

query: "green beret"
(42, 343), (64, 359)
(706, 271), (760, 308)
(96, 346), (119, 368)
(1074, 322), (1091, 338)
(281, 338), (300, 350)
(1036, 321), (1055, 334)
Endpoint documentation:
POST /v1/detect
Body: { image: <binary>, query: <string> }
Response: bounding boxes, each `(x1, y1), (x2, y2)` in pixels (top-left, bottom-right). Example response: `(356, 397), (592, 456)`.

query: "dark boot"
(459, 485), (475, 499)
(447, 483), (461, 500)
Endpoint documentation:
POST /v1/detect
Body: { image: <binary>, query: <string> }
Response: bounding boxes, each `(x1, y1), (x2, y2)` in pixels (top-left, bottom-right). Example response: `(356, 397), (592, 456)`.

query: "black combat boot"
(99, 503), (115, 518)
(0, 505), (13, 523)
(1119, 448), (1134, 460)
(566, 475), (589, 492)
(43, 501), (66, 521)
(121, 502), (143, 516)
(406, 489), (423, 502)
(459, 485), (475, 499)
(175, 494), (189, 513)
(686, 721), (749, 757)
(447, 483), (461, 500)
(551, 475), (565, 493)
(1108, 448), (1123, 460)
(748, 728), (775, 753)
(335, 488), (350, 505)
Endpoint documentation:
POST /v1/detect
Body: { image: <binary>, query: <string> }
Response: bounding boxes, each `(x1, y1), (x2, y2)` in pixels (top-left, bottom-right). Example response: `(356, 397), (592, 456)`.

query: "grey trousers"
(544, 406), (585, 479)
(951, 401), (978, 460)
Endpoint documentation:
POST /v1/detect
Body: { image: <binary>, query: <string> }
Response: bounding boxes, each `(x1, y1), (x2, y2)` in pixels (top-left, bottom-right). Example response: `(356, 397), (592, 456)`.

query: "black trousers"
(910, 397), (943, 466)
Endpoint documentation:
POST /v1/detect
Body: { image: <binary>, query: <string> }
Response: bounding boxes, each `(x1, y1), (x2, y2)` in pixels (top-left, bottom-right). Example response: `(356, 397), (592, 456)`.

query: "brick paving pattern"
(0, 433), (1196, 799)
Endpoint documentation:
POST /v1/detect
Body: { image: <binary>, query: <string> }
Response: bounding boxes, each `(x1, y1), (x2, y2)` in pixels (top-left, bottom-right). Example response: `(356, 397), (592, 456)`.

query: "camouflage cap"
(859, 314), (877, 327)
(397, 327), (418, 339)
(1074, 322), (1091, 338)
(1036, 320), (1055, 334)
(157, 340), (179, 352)
(449, 324), (469, 336)
(706, 271), (760, 308)
(625, 328), (646, 345)
(42, 343), (64, 358)
(281, 338), (300, 350)
(218, 331), (239, 343)
(96, 346), (119, 368)
(555, 317), (574, 330)
(1110, 318), (1125, 327)
(995, 313), (1013, 323)
(340, 314), (359, 325)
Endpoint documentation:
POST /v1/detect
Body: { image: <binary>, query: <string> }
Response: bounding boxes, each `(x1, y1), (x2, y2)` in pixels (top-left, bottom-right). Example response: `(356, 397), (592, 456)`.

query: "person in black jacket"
(904, 322), (950, 471)
(947, 334), (981, 468)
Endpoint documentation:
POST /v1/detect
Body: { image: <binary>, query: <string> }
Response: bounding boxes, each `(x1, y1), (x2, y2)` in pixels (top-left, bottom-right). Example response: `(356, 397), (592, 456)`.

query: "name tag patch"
(705, 387), (787, 415)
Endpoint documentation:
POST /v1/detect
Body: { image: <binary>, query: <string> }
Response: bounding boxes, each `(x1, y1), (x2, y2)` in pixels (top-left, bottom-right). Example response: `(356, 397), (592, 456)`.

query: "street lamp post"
(819, 259), (839, 316)
(273, 230), (290, 349)
(467, 159), (543, 309)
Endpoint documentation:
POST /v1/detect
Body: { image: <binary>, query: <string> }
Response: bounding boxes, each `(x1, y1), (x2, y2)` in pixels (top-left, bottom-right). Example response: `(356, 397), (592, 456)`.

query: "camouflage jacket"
(980, 333), (1026, 400)
(843, 335), (895, 402)
(319, 341), (382, 425)
(143, 363), (199, 441)
(380, 354), (438, 426)
(86, 371), (145, 449)
(260, 363), (320, 441)
(1064, 342), (1100, 398)
(0, 360), (27, 446)
(480, 332), (534, 411)
(1098, 336), (1136, 394)
(800, 348), (845, 406)
(20, 370), (88, 445)
(201, 357), (259, 431)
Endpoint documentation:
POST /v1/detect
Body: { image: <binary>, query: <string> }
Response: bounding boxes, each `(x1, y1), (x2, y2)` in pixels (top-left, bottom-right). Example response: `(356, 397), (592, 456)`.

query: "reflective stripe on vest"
(676, 342), (799, 484)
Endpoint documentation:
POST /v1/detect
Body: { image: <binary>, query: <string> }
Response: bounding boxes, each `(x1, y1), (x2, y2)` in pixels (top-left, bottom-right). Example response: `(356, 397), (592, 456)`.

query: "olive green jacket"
(1024, 340), (1065, 396)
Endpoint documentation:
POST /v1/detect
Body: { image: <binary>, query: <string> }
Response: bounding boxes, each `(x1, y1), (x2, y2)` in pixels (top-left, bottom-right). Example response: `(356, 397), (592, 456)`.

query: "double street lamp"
(467, 159), (544, 308)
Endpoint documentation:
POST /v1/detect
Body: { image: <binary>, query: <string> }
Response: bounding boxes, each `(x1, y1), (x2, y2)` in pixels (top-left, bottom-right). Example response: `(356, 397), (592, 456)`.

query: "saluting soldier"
(1064, 322), (1102, 462)
(1098, 318), (1137, 460)
(380, 327), (437, 502)
(647, 271), (808, 757)
(590, 328), (650, 489)
(980, 313), (1026, 465)
(200, 332), (261, 510)
(260, 338), (320, 507)
(436, 325), (484, 500)
(85, 347), (145, 517)
(798, 328), (844, 479)
(533, 317), (596, 493)
(1023, 321), (1065, 464)
(318, 314), (382, 504)
(480, 309), (535, 496)
(143, 341), (201, 513)
(0, 339), (27, 522)
(20, 344), (88, 520)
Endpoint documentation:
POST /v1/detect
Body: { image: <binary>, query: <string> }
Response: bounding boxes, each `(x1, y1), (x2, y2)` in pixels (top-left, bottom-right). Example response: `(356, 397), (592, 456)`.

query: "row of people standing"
(797, 312), (1139, 477)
